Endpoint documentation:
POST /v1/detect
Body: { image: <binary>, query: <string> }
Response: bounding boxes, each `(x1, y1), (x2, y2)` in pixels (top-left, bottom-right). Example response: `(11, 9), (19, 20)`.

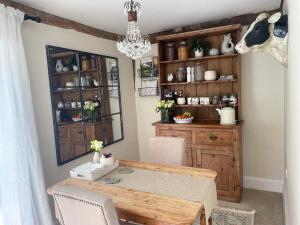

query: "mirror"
(46, 46), (124, 165)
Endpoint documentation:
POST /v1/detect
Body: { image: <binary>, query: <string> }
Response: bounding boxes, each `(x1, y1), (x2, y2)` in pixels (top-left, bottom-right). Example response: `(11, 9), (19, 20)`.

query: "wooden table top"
(48, 160), (217, 225)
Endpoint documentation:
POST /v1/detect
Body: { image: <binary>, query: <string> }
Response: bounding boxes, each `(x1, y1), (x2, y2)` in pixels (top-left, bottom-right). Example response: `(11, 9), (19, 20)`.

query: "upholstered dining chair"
(148, 136), (186, 166)
(52, 184), (131, 225)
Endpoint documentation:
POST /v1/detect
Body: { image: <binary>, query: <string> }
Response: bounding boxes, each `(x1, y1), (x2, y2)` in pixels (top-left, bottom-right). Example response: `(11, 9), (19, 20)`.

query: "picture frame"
(140, 56), (158, 78)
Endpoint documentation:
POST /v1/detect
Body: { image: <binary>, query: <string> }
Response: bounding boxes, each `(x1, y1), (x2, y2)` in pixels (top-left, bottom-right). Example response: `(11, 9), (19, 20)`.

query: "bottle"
(191, 67), (195, 82)
(173, 91), (178, 103)
(187, 67), (191, 82)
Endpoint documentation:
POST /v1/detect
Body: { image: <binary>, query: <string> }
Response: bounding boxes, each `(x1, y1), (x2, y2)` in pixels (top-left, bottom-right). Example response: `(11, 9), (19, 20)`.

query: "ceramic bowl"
(209, 48), (219, 56)
(173, 116), (194, 124)
(204, 70), (217, 81)
(66, 82), (74, 89)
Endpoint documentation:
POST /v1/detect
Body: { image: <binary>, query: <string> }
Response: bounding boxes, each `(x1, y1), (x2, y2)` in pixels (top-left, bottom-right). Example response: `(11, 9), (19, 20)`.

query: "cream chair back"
(52, 184), (120, 225)
(148, 136), (186, 166)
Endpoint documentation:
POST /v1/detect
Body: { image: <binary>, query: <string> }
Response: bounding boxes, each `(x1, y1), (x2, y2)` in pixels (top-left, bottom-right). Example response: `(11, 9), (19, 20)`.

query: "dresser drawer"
(69, 126), (84, 139)
(58, 127), (69, 138)
(195, 129), (233, 146)
(173, 130), (193, 144)
(157, 128), (192, 144)
(158, 128), (173, 137)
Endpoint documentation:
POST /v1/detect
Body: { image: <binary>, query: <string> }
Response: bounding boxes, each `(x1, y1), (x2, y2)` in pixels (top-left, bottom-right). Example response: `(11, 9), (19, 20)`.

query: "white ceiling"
(16, 0), (280, 35)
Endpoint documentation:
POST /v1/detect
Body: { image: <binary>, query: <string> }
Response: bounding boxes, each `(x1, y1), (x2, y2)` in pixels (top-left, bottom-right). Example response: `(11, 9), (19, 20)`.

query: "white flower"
(84, 102), (99, 111)
(90, 140), (103, 152)
(155, 100), (174, 112)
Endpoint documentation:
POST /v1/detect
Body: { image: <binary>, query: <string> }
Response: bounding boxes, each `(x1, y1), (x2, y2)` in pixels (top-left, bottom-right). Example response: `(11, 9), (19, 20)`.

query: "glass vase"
(87, 110), (96, 122)
(161, 109), (170, 123)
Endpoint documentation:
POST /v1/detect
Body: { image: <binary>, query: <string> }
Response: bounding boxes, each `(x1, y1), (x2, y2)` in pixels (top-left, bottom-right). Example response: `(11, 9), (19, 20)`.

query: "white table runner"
(96, 166), (217, 224)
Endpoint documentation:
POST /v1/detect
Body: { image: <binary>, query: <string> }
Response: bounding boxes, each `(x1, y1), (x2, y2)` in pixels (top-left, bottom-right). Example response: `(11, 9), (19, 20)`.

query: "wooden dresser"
(154, 121), (242, 202)
(154, 24), (243, 202)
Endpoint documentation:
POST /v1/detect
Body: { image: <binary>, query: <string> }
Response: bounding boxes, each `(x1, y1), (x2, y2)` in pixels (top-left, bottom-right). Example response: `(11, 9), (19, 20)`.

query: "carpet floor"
(218, 189), (284, 225)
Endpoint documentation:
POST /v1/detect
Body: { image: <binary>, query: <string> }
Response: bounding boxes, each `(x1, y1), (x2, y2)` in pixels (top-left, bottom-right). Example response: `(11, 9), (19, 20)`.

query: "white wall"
(285, 0), (300, 224)
(135, 32), (285, 187)
(21, 22), (140, 190)
(241, 50), (284, 182)
(134, 45), (160, 160)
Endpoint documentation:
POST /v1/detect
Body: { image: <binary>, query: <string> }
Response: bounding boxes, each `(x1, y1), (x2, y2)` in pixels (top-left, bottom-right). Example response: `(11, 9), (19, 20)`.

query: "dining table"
(48, 160), (218, 225)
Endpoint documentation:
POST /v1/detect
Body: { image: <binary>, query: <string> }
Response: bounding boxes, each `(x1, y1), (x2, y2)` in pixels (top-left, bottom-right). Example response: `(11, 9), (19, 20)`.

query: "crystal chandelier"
(117, 0), (151, 60)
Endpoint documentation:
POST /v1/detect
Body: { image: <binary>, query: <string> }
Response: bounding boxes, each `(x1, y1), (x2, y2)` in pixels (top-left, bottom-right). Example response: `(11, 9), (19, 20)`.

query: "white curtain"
(0, 4), (53, 225)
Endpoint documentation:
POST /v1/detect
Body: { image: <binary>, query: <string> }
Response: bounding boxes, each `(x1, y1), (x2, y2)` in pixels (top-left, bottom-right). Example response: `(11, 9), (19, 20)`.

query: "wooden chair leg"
(200, 213), (212, 225)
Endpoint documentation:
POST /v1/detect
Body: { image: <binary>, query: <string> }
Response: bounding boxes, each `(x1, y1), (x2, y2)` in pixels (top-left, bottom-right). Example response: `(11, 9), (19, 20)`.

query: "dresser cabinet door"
(59, 139), (72, 162)
(183, 147), (194, 167)
(71, 139), (86, 157)
(200, 150), (234, 197)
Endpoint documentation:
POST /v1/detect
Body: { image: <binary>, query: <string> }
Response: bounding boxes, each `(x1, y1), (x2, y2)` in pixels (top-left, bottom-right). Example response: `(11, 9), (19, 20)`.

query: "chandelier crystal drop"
(117, 0), (151, 60)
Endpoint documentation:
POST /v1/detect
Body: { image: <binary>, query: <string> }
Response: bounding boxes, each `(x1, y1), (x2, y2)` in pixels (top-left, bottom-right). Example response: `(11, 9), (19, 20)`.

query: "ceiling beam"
(149, 9), (280, 42)
(0, 0), (122, 41)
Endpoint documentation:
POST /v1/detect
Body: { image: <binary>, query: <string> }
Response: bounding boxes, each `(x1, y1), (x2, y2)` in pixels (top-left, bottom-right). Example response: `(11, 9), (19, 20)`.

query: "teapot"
(216, 106), (236, 125)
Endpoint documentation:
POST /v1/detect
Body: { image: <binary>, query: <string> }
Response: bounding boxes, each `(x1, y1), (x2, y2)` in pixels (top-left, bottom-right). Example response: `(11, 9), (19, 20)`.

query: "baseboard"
(282, 182), (289, 225)
(243, 176), (283, 193)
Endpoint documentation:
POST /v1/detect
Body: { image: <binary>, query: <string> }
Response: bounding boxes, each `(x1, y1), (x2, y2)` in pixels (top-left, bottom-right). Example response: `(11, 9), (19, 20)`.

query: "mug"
(71, 102), (77, 108)
(191, 97), (199, 105)
(200, 97), (210, 105)
(203, 97), (210, 105)
(57, 101), (64, 108)
(187, 97), (192, 105)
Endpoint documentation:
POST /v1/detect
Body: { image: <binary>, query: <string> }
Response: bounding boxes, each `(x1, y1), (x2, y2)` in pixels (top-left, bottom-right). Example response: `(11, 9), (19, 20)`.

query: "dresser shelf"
(161, 79), (237, 86)
(159, 53), (237, 64)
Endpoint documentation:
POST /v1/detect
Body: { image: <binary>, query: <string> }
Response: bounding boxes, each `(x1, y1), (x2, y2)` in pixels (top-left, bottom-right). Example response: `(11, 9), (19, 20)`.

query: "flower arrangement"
(84, 102), (99, 111)
(90, 140), (103, 152)
(84, 102), (99, 121)
(155, 100), (175, 112)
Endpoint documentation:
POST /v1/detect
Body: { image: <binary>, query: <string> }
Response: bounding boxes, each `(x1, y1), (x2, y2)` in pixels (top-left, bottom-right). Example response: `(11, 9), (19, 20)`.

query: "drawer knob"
(209, 135), (218, 141)
(172, 134), (177, 137)
(78, 131), (83, 135)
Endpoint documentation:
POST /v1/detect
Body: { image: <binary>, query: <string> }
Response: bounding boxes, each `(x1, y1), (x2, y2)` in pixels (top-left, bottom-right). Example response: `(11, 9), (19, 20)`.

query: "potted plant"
(90, 140), (103, 163)
(156, 100), (175, 123)
(189, 38), (211, 58)
(100, 152), (114, 166)
(84, 102), (99, 122)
